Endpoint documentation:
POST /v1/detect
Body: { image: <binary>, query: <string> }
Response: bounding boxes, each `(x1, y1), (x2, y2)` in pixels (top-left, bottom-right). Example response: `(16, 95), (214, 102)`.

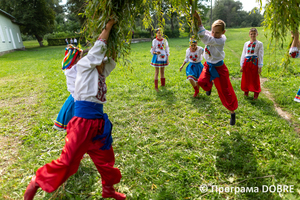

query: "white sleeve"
(289, 47), (300, 58)
(258, 42), (264, 68)
(165, 39), (170, 56)
(150, 40), (155, 55)
(184, 48), (190, 63)
(102, 57), (116, 78)
(76, 40), (107, 70)
(240, 43), (247, 67)
(197, 25), (226, 46)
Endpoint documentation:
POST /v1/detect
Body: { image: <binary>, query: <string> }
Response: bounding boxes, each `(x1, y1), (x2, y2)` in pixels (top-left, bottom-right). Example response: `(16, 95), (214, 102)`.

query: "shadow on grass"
(155, 86), (177, 105)
(215, 131), (274, 199)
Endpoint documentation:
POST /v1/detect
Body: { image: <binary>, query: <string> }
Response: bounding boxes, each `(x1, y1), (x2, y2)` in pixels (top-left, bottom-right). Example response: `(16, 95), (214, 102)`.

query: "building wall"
(0, 12), (24, 54)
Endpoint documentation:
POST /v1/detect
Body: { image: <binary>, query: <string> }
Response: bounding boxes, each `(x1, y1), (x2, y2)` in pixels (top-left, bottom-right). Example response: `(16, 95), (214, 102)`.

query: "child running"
(193, 11), (238, 125)
(24, 18), (126, 200)
(53, 45), (84, 131)
(150, 28), (170, 91)
(240, 28), (264, 100)
(180, 37), (204, 97)
(289, 30), (300, 102)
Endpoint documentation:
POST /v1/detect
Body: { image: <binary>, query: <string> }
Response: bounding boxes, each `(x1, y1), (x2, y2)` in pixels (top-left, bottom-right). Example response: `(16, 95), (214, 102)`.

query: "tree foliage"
(258, 0), (300, 70)
(83, 0), (205, 66)
(0, 0), (56, 46)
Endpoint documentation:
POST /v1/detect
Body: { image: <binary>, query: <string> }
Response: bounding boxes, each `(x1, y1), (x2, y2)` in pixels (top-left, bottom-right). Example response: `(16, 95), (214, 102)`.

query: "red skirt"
(198, 62), (238, 111)
(241, 59), (261, 93)
(35, 117), (122, 193)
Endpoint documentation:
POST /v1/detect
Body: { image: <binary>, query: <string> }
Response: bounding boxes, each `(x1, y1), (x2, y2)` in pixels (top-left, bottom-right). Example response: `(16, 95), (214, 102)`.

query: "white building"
(0, 9), (25, 56)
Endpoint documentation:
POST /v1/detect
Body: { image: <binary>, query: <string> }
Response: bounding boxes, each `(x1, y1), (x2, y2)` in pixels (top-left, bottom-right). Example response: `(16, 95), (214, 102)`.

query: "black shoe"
(206, 90), (211, 96)
(230, 113), (236, 125)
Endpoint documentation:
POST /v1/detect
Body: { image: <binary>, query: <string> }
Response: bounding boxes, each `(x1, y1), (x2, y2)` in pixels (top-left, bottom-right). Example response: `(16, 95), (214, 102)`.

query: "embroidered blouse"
(64, 64), (77, 97)
(184, 46), (204, 63)
(150, 38), (170, 56)
(289, 47), (300, 58)
(74, 40), (116, 104)
(197, 25), (226, 64)
(240, 40), (264, 67)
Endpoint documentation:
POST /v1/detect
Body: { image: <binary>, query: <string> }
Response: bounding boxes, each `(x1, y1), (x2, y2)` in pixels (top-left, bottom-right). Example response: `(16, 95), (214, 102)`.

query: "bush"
(134, 30), (151, 38)
(47, 37), (86, 46)
(164, 29), (180, 38)
(21, 34), (34, 41)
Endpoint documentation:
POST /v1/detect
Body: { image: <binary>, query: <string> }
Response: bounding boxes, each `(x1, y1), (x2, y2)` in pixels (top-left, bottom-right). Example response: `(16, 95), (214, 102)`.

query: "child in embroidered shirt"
(180, 37), (204, 97)
(53, 46), (89, 131)
(193, 11), (238, 125)
(240, 28), (264, 100)
(24, 19), (126, 200)
(289, 30), (300, 102)
(150, 28), (170, 91)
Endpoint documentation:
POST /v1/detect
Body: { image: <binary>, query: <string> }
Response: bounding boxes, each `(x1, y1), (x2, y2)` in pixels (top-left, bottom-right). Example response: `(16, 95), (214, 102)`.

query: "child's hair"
(212, 20), (226, 31)
(249, 28), (258, 34)
(62, 45), (83, 70)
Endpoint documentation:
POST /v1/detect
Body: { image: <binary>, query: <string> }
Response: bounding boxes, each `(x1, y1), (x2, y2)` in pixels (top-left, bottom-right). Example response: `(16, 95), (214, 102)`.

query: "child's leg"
(189, 79), (199, 97)
(213, 64), (238, 112)
(197, 62), (213, 92)
(87, 146), (121, 185)
(34, 117), (101, 193)
(160, 67), (165, 86)
(154, 67), (159, 90)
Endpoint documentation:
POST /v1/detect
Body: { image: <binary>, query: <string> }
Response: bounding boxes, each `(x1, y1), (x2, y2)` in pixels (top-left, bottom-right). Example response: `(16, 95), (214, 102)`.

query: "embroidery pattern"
(96, 74), (107, 102)
(205, 45), (211, 57)
(247, 42), (256, 54)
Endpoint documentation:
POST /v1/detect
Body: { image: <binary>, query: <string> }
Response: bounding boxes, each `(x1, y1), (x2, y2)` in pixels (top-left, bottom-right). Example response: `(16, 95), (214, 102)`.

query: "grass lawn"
(0, 28), (300, 199)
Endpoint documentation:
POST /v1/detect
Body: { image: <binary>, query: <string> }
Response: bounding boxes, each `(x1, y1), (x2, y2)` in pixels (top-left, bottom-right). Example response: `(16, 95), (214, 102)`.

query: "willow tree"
(258, 0), (300, 70)
(82, 0), (202, 66)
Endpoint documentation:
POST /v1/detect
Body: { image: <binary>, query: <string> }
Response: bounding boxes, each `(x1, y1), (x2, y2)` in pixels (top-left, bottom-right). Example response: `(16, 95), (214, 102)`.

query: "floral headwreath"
(155, 28), (161, 33)
(189, 38), (197, 45)
(62, 44), (83, 70)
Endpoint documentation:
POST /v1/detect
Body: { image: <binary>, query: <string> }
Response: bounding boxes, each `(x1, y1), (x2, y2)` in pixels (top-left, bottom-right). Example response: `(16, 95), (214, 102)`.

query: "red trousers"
(198, 62), (238, 111)
(241, 60), (261, 93)
(35, 117), (122, 193)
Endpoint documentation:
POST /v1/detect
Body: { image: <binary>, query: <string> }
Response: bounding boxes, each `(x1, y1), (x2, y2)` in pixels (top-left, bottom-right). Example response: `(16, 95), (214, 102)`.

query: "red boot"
(161, 78), (165, 86)
(154, 79), (159, 91)
(102, 185), (126, 200)
(193, 86), (199, 97)
(24, 176), (40, 200)
(254, 92), (259, 100)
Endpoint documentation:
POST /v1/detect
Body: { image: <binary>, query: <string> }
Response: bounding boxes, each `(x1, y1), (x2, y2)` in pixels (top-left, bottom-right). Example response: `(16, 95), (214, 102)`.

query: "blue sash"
(206, 60), (223, 81)
(75, 101), (113, 150)
(245, 56), (258, 66)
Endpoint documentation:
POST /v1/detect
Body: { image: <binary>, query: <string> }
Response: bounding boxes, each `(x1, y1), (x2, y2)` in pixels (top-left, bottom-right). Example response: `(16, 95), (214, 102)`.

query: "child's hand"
(193, 11), (202, 26)
(258, 68), (262, 75)
(179, 66), (183, 72)
(240, 67), (243, 72)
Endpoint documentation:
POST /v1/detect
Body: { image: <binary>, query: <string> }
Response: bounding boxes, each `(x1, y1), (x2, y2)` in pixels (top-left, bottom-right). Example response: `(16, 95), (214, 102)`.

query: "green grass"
(1, 28), (300, 199)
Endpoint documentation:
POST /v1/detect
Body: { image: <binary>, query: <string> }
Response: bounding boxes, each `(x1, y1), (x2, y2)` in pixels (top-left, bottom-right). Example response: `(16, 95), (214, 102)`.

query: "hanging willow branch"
(82, 0), (205, 68)
(258, 0), (300, 71)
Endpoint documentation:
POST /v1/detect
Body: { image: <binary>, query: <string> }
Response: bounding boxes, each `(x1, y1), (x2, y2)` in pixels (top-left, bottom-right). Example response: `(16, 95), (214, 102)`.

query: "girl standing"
(180, 37), (204, 97)
(150, 28), (170, 91)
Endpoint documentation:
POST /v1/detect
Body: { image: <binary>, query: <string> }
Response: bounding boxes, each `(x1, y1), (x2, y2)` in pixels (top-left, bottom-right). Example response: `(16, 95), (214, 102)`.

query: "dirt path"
(233, 77), (299, 134)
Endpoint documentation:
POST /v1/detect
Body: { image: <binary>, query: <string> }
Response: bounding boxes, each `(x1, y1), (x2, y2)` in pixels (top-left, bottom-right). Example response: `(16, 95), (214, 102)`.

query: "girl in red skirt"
(24, 19), (126, 200)
(240, 28), (264, 100)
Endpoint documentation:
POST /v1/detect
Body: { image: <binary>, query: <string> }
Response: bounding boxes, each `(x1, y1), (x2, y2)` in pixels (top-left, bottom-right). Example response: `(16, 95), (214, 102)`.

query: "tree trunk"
(171, 12), (174, 32)
(35, 34), (44, 47)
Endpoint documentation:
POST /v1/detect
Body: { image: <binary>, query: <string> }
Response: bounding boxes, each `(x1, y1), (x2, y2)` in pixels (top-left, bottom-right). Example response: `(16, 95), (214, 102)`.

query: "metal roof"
(0, 9), (16, 20)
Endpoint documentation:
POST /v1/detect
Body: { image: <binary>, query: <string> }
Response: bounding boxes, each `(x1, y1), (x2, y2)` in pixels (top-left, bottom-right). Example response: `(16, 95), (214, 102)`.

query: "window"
(0, 25), (5, 43)
(17, 33), (20, 43)
(5, 27), (11, 43)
